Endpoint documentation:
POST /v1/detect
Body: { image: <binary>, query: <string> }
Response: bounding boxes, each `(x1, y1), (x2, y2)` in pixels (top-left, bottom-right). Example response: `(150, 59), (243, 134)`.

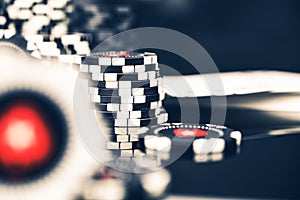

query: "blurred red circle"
(0, 105), (52, 171)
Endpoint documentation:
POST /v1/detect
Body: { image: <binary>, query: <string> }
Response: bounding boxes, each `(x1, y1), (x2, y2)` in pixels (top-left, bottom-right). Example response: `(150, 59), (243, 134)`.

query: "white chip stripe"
(32, 4), (52, 14)
(120, 150), (133, 157)
(144, 136), (172, 152)
(106, 142), (135, 150)
(0, 29), (16, 39)
(114, 134), (140, 142)
(192, 138), (225, 155)
(114, 127), (149, 135)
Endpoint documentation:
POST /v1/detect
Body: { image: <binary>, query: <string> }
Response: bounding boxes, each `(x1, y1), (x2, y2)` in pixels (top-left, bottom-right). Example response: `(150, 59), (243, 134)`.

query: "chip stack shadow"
(77, 51), (168, 158)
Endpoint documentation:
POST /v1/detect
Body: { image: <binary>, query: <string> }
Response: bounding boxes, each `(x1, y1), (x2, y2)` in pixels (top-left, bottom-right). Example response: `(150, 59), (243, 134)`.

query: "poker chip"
(90, 85), (161, 96)
(75, 52), (158, 66)
(95, 109), (161, 119)
(90, 92), (165, 104)
(109, 149), (146, 158)
(108, 134), (140, 142)
(99, 112), (168, 127)
(143, 123), (242, 162)
(89, 79), (161, 89)
(90, 70), (160, 81)
(106, 141), (144, 150)
(92, 101), (163, 112)
(86, 63), (159, 74)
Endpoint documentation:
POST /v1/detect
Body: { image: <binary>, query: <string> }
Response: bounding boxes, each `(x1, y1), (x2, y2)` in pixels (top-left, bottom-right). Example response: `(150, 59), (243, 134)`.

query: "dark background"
(132, 0), (300, 73)
(131, 0), (300, 199)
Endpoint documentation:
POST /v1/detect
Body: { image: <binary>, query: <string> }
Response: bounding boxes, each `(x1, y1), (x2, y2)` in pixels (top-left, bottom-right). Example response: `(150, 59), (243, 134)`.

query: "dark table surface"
(163, 94), (300, 199)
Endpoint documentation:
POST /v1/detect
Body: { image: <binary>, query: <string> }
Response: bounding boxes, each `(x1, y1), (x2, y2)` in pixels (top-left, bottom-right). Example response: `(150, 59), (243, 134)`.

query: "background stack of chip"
(78, 51), (169, 157)
(4, 0), (73, 36)
(69, 0), (134, 47)
(0, 0), (86, 63)
(24, 33), (92, 62)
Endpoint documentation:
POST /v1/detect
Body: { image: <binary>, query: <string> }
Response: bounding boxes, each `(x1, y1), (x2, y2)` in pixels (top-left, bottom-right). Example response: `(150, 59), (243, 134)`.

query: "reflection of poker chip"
(90, 85), (161, 96)
(144, 123), (242, 163)
(75, 52), (158, 66)
(91, 101), (163, 112)
(90, 92), (164, 104)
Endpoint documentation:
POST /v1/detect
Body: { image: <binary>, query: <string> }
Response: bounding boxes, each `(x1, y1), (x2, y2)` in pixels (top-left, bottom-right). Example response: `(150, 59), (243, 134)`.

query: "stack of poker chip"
(77, 51), (168, 157)
(24, 33), (92, 62)
(3, 0), (73, 36)
(69, 0), (134, 46)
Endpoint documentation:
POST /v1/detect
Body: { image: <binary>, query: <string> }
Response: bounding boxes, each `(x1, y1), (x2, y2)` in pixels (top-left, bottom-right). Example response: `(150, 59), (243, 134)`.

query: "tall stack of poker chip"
(77, 51), (168, 157)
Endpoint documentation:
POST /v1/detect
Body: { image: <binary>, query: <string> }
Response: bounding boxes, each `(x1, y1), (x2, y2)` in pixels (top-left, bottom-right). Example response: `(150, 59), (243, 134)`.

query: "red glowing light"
(173, 128), (208, 138)
(0, 105), (52, 170)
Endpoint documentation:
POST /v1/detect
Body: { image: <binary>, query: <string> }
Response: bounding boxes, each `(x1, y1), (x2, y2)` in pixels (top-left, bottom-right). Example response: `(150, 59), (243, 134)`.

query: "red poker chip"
(0, 90), (68, 183)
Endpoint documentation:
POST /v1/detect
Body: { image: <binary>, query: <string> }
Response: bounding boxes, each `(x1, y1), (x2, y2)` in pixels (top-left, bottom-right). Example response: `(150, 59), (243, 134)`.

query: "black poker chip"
(91, 101), (163, 112)
(87, 63), (158, 74)
(89, 79), (160, 89)
(95, 109), (161, 119)
(90, 70), (160, 81)
(91, 86), (160, 97)
(98, 112), (168, 127)
(75, 51), (157, 66)
(91, 93), (163, 104)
